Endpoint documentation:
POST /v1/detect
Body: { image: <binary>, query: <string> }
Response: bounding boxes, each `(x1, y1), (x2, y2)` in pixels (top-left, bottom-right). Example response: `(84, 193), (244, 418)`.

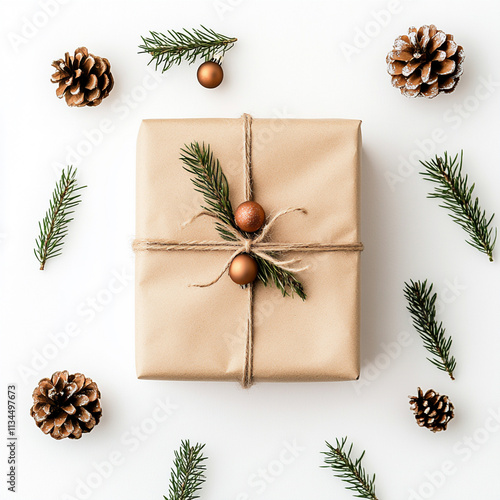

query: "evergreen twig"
(139, 26), (237, 72)
(164, 440), (207, 500)
(180, 142), (306, 298)
(420, 151), (496, 261)
(34, 166), (85, 271)
(322, 437), (379, 500)
(180, 141), (238, 241)
(254, 254), (306, 300)
(403, 279), (456, 380)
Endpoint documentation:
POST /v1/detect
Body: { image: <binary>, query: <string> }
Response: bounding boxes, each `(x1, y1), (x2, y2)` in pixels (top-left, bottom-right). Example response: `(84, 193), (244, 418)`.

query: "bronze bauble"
(234, 201), (266, 233)
(229, 254), (258, 285)
(197, 61), (224, 89)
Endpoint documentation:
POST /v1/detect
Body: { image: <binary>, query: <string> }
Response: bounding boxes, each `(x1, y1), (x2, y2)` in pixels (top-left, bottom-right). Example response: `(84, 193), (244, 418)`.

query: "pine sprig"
(254, 254), (306, 300)
(180, 141), (238, 241)
(322, 437), (378, 500)
(139, 26), (237, 72)
(420, 151), (496, 261)
(34, 166), (85, 271)
(180, 141), (306, 298)
(403, 279), (456, 380)
(164, 440), (207, 500)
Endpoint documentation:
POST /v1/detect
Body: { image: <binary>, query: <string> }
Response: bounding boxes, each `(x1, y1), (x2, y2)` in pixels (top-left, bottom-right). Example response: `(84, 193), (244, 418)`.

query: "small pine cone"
(409, 387), (454, 432)
(51, 47), (114, 107)
(30, 371), (102, 440)
(387, 25), (464, 98)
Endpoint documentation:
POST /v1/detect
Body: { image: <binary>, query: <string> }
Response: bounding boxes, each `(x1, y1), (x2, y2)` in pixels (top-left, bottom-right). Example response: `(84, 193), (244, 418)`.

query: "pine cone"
(387, 25), (464, 98)
(409, 387), (454, 432)
(30, 371), (102, 440)
(51, 47), (114, 107)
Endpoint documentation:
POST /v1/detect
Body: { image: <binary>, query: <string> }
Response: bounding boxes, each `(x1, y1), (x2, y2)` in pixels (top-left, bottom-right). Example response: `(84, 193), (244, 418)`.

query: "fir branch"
(180, 141), (238, 241)
(165, 440), (207, 500)
(254, 254), (306, 300)
(180, 141), (306, 299)
(139, 26), (237, 72)
(403, 279), (456, 380)
(322, 437), (378, 500)
(420, 151), (496, 261)
(34, 166), (85, 271)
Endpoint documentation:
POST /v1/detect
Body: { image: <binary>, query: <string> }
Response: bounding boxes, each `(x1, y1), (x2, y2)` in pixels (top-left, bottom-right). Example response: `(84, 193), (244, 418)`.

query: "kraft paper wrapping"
(135, 117), (362, 382)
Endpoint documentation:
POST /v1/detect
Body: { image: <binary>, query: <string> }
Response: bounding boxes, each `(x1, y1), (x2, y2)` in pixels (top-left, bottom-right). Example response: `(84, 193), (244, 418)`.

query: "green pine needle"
(164, 440), (207, 500)
(180, 142), (306, 299)
(420, 151), (496, 261)
(34, 166), (85, 271)
(403, 279), (456, 380)
(180, 141), (238, 241)
(322, 437), (379, 500)
(139, 25), (237, 72)
(254, 254), (306, 300)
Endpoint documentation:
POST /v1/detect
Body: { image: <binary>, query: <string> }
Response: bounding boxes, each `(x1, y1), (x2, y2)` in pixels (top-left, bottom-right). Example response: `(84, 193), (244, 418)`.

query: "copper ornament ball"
(234, 201), (266, 233)
(197, 61), (224, 89)
(229, 254), (258, 285)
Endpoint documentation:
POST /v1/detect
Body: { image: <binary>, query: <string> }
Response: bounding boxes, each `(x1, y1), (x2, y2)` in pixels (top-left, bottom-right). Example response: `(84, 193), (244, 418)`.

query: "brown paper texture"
(135, 117), (361, 382)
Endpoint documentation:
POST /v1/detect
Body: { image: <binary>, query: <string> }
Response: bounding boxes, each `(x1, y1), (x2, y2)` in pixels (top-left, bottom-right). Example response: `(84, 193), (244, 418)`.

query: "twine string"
(243, 113), (253, 201)
(243, 283), (254, 388)
(132, 239), (365, 253)
(175, 207), (310, 288)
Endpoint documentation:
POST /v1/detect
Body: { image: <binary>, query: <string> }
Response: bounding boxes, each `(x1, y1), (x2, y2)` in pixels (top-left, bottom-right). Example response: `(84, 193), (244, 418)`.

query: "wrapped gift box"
(135, 116), (362, 383)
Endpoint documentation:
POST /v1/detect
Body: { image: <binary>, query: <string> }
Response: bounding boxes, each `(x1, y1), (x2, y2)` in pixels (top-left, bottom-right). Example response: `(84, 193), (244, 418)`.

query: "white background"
(1, 0), (499, 499)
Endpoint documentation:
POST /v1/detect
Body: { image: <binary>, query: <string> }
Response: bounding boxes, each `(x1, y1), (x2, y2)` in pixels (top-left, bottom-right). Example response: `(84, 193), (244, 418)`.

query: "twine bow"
(133, 114), (363, 388)
(178, 206), (310, 288)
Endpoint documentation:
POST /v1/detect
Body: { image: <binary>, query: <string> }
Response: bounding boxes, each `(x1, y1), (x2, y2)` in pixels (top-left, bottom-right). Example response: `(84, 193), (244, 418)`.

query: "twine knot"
(184, 206), (309, 289)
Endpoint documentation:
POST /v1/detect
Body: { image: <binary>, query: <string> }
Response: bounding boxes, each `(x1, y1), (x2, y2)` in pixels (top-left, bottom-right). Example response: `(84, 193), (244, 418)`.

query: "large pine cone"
(51, 47), (114, 107)
(409, 387), (454, 432)
(387, 25), (464, 98)
(30, 371), (102, 440)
